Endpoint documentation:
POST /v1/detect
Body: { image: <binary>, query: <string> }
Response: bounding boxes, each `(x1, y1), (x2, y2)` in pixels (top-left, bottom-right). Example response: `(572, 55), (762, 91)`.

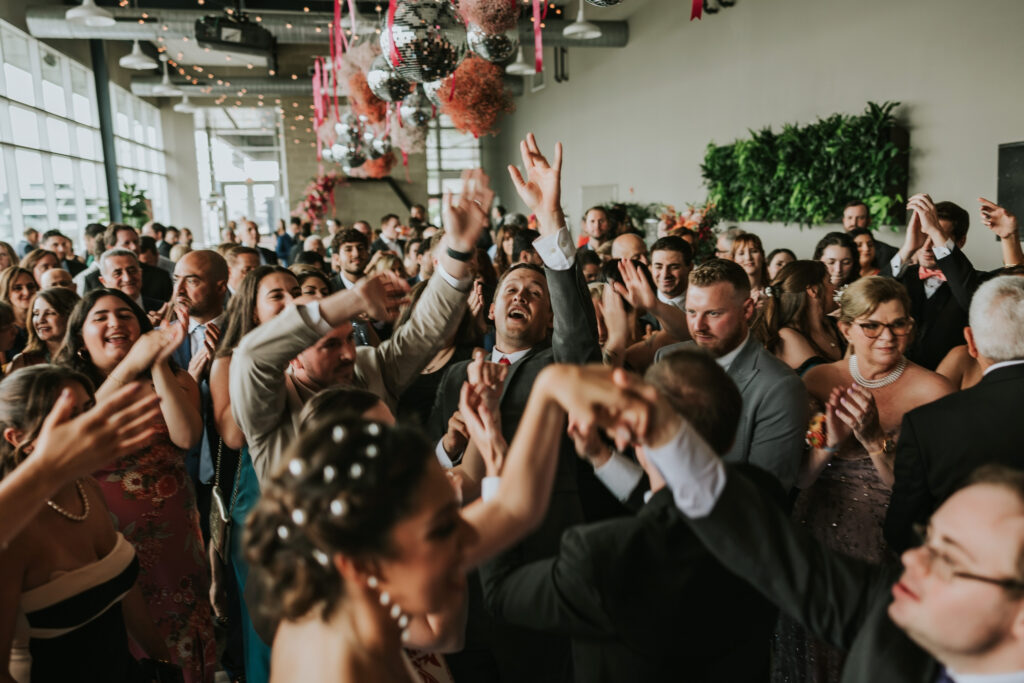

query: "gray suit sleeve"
(546, 262), (601, 364)
(745, 371), (808, 491)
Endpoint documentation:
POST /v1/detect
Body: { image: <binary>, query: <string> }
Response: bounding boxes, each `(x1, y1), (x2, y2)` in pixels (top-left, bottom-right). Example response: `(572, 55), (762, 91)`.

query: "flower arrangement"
(456, 0), (521, 33)
(347, 151), (397, 180)
(294, 172), (343, 222)
(439, 55), (514, 138)
(660, 203), (720, 262)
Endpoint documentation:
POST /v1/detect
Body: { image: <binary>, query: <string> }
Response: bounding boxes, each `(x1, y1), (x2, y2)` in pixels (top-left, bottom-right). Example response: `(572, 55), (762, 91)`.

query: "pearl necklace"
(849, 354), (907, 389)
(46, 479), (90, 522)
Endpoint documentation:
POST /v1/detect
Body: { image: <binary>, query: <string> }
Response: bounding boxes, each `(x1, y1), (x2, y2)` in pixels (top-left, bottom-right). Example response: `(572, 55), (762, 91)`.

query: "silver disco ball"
(399, 87), (433, 127)
(335, 113), (362, 144)
(380, 0), (467, 83)
(422, 78), (446, 107)
(366, 55), (412, 103)
(466, 23), (518, 65)
(371, 136), (393, 157)
(321, 146), (335, 162)
(342, 144), (366, 169)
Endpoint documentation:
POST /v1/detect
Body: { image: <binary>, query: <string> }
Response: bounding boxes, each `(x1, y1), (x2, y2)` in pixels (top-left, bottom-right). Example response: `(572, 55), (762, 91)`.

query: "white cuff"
(643, 422), (727, 519)
(435, 439), (456, 469)
(436, 260), (473, 292)
(932, 239), (954, 261)
(593, 452), (644, 503)
(890, 253), (905, 277)
(533, 227), (576, 271)
(481, 476), (501, 502)
(303, 301), (335, 335)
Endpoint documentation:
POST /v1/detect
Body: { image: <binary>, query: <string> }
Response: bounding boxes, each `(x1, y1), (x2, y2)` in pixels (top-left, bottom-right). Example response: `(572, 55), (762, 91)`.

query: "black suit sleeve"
(686, 466), (886, 650)
(884, 413), (933, 553)
(478, 525), (615, 639)
(936, 247), (981, 311)
(546, 261), (600, 365)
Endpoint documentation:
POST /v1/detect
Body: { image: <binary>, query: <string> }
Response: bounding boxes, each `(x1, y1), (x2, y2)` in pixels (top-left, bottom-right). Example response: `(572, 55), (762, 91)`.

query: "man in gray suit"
(654, 259), (807, 490)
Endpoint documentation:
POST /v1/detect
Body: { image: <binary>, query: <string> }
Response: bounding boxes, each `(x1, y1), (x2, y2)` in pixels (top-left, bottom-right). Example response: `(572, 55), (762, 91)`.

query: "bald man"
(611, 233), (649, 264)
(40, 267), (76, 292)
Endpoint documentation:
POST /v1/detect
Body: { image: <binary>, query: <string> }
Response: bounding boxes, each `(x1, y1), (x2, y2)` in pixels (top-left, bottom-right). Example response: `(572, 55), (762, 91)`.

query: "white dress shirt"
(715, 332), (749, 372)
(657, 289), (686, 311)
(983, 359), (1024, 377)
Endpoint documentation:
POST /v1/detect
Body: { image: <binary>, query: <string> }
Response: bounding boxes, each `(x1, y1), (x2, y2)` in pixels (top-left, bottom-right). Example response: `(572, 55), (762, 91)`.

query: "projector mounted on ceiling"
(195, 12), (277, 69)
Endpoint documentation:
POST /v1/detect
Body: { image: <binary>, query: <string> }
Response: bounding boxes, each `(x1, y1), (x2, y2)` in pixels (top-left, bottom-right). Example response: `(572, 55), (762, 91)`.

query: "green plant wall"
(701, 101), (909, 229)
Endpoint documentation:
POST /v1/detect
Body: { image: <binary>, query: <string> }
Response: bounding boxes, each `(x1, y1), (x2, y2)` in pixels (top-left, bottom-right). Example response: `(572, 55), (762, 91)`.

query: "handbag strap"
(212, 437), (243, 518)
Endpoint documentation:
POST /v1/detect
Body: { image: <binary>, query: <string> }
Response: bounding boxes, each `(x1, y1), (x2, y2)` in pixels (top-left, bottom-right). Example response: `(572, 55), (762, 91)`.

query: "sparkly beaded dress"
(770, 438), (892, 683)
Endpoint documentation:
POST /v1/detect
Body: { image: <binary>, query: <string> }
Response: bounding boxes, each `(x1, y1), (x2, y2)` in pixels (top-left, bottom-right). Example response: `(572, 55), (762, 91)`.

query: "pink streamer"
(388, 0), (402, 66)
(532, 0), (543, 74)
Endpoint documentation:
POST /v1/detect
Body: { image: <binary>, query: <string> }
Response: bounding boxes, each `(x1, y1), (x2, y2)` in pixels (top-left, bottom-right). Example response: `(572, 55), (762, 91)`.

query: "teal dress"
(229, 447), (271, 683)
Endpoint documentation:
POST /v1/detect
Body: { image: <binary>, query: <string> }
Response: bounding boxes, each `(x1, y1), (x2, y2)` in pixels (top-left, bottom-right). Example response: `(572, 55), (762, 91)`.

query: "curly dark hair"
(245, 416), (433, 621)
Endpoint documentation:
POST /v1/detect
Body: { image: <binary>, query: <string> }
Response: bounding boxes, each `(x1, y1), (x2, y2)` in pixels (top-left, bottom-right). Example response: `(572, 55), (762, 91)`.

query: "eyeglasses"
(912, 524), (1024, 591)
(853, 318), (914, 338)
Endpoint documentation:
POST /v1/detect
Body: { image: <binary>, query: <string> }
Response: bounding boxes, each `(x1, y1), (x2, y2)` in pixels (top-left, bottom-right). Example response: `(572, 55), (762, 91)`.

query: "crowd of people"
(2, 132), (1024, 683)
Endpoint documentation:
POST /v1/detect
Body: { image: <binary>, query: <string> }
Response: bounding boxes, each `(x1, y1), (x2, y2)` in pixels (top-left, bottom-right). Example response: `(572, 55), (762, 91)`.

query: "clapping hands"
(508, 133), (564, 234)
(458, 352), (509, 477)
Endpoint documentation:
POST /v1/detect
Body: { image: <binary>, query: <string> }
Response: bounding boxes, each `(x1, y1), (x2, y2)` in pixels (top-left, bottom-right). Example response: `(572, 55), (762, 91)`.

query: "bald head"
(40, 267), (75, 292)
(611, 233), (649, 264)
(173, 249), (228, 321)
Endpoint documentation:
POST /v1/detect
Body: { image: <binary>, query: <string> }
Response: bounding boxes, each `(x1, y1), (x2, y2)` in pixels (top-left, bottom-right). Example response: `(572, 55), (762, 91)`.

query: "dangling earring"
(367, 576), (411, 642)
(76, 347), (90, 361)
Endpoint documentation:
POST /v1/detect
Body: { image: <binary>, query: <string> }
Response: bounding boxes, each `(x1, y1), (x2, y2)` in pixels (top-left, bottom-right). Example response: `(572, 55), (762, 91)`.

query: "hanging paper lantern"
(366, 55), (412, 103)
(422, 78), (446, 107)
(585, 0), (623, 6)
(466, 23), (518, 65)
(399, 87), (433, 127)
(380, 0), (467, 83)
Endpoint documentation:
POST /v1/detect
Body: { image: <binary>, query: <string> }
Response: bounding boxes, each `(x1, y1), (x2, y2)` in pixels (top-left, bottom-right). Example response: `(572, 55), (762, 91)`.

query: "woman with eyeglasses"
(772, 276), (953, 683)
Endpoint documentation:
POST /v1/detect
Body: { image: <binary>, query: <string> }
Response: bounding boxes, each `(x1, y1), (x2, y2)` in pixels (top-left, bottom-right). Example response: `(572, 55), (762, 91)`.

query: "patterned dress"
(94, 416), (217, 683)
(770, 444), (892, 683)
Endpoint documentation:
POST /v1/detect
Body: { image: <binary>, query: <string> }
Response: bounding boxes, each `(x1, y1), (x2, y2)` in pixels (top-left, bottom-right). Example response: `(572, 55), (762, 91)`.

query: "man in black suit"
(41, 229), (85, 277)
(98, 248), (164, 313)
(241, 220), (278, 265)
(79, 224), (172, 302)
(620, 371), (1024, 683)
(329, 228), (369, 292)
(885, 274), (1024, 552)
(370, 213), (405, 257)
(844, 200), (898, 270)
(429, 135), (603, 683)
(478, 350), (778, 683)
(887, 195), (971, 370)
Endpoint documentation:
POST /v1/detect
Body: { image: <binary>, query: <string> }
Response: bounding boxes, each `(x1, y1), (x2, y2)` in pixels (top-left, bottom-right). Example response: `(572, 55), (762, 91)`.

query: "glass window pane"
(52, 156), (77, 231)
(0, 151), (12, 242)
(2, 28), (35, 107)
(14, 149), (47, 228)
(9, 106), (40, 148)
(76, 126), (97, 160)
(72, 93), (93, 127)
(39, 48), (67, 117)
(46, 117), (70, 154)
(81, 161), (108, 226)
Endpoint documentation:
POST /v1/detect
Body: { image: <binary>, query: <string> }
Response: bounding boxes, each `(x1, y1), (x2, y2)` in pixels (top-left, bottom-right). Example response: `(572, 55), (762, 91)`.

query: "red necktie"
(918, 266), (947, 282)
(498, 357), (511, 366)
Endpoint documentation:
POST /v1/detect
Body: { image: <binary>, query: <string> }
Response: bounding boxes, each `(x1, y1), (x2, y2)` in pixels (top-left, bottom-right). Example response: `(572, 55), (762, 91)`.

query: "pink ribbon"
(347, 0), (358, 39)
(691, 0), (702, 20)
(388, 0), (402, 66)
(532, 0), (543, 73)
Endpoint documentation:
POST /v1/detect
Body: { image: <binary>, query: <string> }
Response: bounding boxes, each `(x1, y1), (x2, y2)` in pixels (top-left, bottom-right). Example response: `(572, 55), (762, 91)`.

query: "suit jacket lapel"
(499, 346), (545, 403)
(727, 336), (761, 394)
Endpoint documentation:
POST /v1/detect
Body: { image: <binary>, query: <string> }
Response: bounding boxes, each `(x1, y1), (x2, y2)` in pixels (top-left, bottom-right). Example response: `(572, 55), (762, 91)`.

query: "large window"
(426, 115), (481, 224)
(0, 21), (168, 248)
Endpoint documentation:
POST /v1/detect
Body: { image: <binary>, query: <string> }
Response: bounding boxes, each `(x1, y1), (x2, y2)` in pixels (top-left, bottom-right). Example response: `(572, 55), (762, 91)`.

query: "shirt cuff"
(932, 239), (954, 261)
(302, 301), (335, 336)
(890, 253), (905, 277)
(533, 227), (576, 271)
(481, 476), (501, 502)
(593, 452), (644, 502)
(436, 260), (473, 292)
(643, 422), (727, 518)
(434, 439), (456, 469)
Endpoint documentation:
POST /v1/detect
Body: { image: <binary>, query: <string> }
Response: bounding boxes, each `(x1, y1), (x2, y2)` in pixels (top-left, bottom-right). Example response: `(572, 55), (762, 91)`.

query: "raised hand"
(443, 168), (494, 253)
(834, 384), (884, 452)
(110, 321), (187, 384)
(898, 204), (926, 261)
(507, 133), (564, 233)
(441, 410), (469, 459)
(459, 355), (508, 477)
(979, 197), (1019, 240)
(468, 280), (485, 319)
(823, 386), (852, 450)
(907, 193), (946, 245)
(601, 283), (631, 364)
(615, 258), (657, 311)
(353, 271), (410, 322)
(187, 322), (220, 383)
(35, 382), (161, 480)
(147, 302), (169, 328)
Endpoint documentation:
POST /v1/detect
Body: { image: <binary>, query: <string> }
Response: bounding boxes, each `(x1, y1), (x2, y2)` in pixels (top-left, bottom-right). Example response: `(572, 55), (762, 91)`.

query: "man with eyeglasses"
(613, 369), (1024, 683)
(886, 275), (1024, 553)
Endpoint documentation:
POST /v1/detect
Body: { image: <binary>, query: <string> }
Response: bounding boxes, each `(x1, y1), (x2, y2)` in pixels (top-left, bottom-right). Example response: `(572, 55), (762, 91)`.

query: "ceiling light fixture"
(66, 0), (116, 27)
(562, 1), (601, 40)
(505, 47), (536, 76)
(152, 54), (183, 96)
(173, 95), (197, 113)
(119, 40), (157, 70)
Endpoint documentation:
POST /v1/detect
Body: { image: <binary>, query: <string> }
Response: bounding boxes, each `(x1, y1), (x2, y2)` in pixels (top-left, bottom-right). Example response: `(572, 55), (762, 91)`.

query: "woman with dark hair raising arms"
(55, 288), (216, 683)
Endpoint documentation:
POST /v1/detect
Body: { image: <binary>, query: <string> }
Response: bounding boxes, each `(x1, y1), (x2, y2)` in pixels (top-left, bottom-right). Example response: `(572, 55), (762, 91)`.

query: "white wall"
(160, 109), (203, 236)
(485, 0), (1024, 270)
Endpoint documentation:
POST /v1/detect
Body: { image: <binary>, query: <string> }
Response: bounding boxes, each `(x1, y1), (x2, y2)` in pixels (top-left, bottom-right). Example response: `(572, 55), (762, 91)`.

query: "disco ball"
(422, 78), (446, 107)
(341, 144), (366, 169)
(380, 0), (467, 83)
(585, 0), (623, 5)
(335, 113), (362, 143)
(330, 142), (346, 158)
(399, 87), (433, 127)
(371, 136), (393, 157)
(321, 146), (335, 162)
(366, 55), (412, 103)
(466, 23), (518, 65)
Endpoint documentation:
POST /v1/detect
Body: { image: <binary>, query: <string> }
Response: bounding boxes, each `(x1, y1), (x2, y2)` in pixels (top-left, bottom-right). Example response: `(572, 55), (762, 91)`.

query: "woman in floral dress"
(57, 288), (216, 683)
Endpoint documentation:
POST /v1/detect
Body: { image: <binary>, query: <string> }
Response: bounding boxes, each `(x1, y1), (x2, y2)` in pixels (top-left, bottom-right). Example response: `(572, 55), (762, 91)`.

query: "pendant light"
(562, 1), (601, 40)
(119, 41), (157, 70)
(152, 54), (183, 97)
(65, 0), (116, 27)
(173, 96), (197, 114)
(505, 47), (536, 76)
